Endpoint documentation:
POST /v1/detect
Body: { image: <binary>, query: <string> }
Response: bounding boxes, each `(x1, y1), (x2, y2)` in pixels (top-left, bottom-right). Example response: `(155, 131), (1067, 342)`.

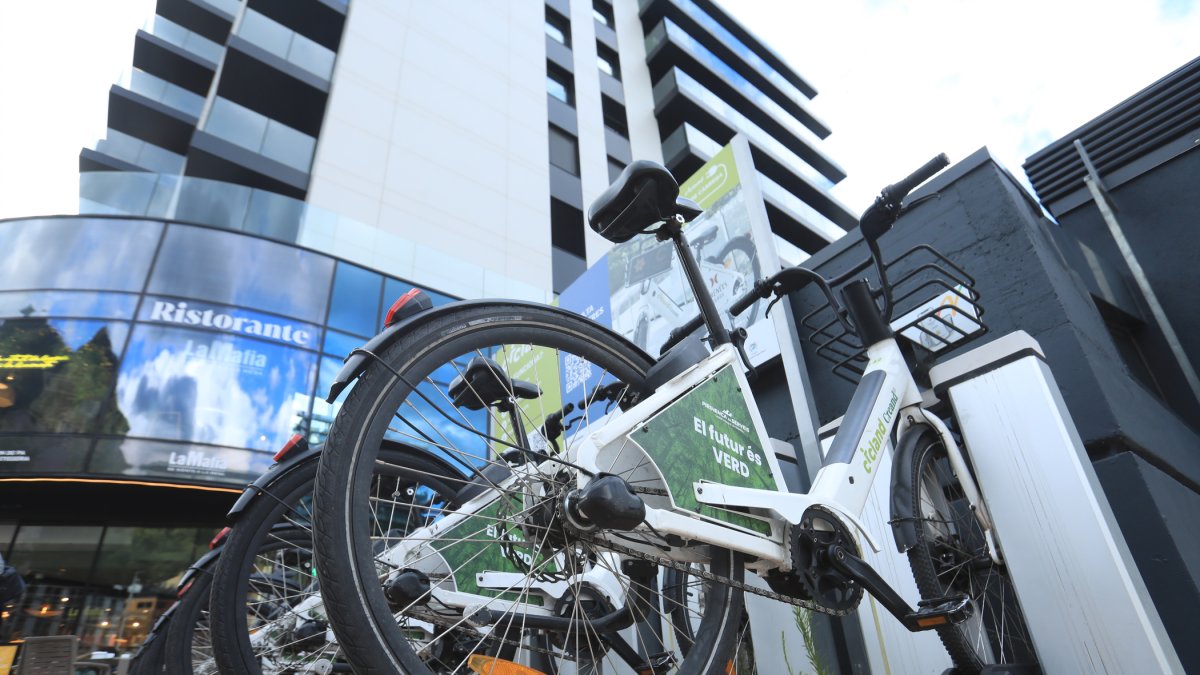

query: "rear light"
(177, 580), (194, 598)
(274, 434), (306, 462)
(209, 526), (231, 550)
(384, 288), (433, 328)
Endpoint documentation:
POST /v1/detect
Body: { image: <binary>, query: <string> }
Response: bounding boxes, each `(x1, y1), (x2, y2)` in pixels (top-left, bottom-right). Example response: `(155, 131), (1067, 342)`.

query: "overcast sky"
(0, 1), (1196, 219)
(728, 0), (1200, 211)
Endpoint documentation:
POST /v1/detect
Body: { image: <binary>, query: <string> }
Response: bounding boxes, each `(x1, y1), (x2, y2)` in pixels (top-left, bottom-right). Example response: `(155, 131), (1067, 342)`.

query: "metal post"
(1073, 140), (1200, 408)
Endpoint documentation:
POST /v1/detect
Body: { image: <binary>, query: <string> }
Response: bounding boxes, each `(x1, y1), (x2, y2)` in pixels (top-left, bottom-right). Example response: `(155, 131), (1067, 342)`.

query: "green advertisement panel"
(628, 365), (777, 535)
(490, 344), (562, 453)
(427, 494), (546, 604)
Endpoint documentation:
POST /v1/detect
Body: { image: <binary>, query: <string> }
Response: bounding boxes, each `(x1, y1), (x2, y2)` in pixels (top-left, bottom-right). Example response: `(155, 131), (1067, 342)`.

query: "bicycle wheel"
(163, 560), (216, 674)
(314, 302), (745, 675)
(905, 427), (1036, 672)
(127, 611), (170, 675)
(209, 446), (465, 674)
(709, 236), (760, 326)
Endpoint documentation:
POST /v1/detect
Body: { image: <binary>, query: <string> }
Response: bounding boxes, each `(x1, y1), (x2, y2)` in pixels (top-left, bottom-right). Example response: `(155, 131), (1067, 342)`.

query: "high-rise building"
(0, 0), (851, 651)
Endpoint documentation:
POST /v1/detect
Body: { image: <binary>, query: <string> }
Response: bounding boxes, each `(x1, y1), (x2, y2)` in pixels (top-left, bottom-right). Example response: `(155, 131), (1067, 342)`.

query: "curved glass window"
(115, 324), (317, 451)
(148, 225), (334, 324)
(0, 291), (139, 320)
(328, 262), (382, 337)
(0, 218), (162, 292)
(0, 319), (129, 435)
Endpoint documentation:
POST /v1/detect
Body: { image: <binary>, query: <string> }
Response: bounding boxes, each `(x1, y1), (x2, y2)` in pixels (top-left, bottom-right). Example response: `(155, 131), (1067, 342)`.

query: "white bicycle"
(311, 156), (1034, 674)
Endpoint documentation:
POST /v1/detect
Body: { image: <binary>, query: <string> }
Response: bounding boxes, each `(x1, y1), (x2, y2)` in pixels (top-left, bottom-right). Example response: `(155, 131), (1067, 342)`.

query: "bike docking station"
(824, 328), (1183, 674)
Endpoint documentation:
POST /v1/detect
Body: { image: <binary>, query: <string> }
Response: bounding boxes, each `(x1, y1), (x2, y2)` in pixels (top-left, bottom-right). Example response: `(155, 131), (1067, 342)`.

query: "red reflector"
(177, 580), (194, 598)
(209, 526), (231, 550)
(273, 434), (305, 462)
(384, 288), (425, 327)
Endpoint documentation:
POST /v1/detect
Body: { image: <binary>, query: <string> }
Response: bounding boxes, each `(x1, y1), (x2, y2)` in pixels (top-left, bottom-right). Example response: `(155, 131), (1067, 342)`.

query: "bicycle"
(312, 155), (1034, 674)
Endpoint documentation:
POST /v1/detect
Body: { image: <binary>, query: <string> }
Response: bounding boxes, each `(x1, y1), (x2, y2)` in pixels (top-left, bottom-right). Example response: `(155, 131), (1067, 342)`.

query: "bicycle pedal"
(908, 593), (972, 630)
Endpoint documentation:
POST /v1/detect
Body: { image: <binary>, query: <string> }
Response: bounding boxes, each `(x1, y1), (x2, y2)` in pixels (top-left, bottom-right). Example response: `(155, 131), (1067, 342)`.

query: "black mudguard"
(325, 298), (650, 402)
(889, 423), (937, 554)
(225, 444), (323, 521)
(176, 545), (223, 594)
(225, 440), (473, 522)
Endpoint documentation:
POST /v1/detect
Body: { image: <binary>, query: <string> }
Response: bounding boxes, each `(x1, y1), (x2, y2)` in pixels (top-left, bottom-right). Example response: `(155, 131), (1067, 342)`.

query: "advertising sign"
(561, 141), (780, 366)
(628, 364), (778, 535)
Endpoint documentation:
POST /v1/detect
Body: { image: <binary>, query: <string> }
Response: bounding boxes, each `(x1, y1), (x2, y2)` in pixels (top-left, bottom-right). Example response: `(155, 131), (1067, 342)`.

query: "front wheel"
(905, 428), (1036, 671)
(313, 302), (745, 674)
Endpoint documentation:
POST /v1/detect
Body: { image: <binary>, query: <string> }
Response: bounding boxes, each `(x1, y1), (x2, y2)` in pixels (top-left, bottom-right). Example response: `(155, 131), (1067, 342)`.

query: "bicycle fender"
(890, 423), (936, 553)
(325, 298), (650, 402)
(177, 545), (223, 593)
(225, 443), (324, 521)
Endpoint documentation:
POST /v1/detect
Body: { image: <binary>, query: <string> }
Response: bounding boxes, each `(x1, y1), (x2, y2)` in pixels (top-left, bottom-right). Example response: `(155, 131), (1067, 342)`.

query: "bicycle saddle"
(588, 160), (702, 243)
(449, 356), (541, 411)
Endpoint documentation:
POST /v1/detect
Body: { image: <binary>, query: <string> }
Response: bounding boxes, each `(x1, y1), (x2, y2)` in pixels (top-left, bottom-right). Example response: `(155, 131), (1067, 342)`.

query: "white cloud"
(724, 0), (1200, 212)
(0, 0), (156, 219)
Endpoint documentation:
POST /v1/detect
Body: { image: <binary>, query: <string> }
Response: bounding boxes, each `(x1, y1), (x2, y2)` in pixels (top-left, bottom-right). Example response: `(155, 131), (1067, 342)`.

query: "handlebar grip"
(884, 153), (949, 203)
(730, 279), (771, 317)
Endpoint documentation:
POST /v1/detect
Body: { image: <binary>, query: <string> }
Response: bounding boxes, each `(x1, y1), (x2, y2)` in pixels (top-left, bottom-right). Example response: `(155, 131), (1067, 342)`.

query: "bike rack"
(927, 331), (1182, 673)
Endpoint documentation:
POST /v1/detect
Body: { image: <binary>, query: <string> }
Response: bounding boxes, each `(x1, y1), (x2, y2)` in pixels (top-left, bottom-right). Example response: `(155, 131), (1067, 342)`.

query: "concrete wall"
(307, 0), (552, 299)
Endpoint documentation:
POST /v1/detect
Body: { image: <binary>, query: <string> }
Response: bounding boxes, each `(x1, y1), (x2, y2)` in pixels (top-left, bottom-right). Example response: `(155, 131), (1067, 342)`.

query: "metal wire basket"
(801, 244), (987, 383)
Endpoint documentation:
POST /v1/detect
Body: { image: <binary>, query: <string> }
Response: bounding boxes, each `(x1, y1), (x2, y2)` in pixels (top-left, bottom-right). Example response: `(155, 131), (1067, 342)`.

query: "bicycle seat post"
(659, 214), (731, 348)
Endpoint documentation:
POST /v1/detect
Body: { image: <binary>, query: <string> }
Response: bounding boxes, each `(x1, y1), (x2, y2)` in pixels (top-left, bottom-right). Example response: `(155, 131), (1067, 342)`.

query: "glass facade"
(0, 216), (459, 488)
(0, 524), (213, 652)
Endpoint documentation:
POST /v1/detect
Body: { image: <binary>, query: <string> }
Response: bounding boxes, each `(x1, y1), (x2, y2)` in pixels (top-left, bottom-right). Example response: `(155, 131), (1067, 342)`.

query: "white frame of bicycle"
(573, 338), (994, 574)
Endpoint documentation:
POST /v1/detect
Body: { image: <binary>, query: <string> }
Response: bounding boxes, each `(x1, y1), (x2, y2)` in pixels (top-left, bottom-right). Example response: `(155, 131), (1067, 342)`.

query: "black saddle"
(588, 160), (703, 243)
(449, 357), (540, 411)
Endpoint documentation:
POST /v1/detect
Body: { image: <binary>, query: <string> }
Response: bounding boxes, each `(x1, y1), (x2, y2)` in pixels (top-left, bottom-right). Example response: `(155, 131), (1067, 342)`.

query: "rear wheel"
(209, 446), (464, 674)
(313, 303), (745, 674)
(905, 428), (1036, 672)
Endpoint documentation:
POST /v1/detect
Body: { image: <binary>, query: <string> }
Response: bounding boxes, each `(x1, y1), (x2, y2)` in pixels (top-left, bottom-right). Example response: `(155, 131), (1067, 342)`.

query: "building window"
(545, 8), (570, 47)
(546, 64), (574, 106)
(592, 0), (614, 27)
(601, 95), (628, 136)
(550, 199), (587, 258)
(597, 43), (620, 80)
(608, 158), (626, 184)
(548, 125), (580, 175)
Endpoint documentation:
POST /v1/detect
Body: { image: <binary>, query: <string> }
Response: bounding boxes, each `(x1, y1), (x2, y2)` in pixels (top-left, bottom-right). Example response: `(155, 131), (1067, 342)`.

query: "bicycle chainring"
(769, 505), (864, 613)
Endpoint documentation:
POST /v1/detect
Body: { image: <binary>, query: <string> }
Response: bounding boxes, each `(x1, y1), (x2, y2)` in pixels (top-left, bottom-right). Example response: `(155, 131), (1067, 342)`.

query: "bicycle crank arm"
(826, 543), (973, 631)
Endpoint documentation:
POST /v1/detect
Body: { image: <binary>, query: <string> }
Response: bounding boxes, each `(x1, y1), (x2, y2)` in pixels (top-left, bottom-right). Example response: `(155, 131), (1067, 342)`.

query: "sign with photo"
(562, 140), (781, 366)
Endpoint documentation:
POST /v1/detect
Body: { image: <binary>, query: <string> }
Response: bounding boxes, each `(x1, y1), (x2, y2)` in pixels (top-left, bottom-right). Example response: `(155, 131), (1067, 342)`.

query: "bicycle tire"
(709, 236), (761, 326)
(209, 446), (465, 674)
(905, 426), (1036, 672)
(127, 618), (169, 675)
(313, 302), (745, 675)
(162, 559), (215, 674)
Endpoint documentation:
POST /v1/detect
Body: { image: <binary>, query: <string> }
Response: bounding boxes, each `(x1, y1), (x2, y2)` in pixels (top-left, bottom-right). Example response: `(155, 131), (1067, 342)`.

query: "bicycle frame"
(573, 336), (994, 572)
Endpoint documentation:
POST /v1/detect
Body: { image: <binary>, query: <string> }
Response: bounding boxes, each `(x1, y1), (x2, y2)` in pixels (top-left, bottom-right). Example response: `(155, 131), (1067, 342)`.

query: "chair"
(15, 635), (76, 674)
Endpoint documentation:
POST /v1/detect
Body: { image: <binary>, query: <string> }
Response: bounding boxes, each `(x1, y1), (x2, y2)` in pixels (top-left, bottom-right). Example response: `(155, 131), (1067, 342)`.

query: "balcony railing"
(236, 9), (335, 80)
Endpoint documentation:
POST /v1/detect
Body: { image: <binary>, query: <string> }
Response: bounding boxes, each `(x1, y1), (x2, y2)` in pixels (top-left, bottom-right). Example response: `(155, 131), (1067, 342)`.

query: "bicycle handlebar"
(861, 153), (949, 242)
(661, 154), (949, 355)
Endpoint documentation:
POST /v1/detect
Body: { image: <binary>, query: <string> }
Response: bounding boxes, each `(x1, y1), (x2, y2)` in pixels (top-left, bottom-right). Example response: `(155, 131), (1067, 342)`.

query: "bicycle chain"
(577, 532), (856, 617)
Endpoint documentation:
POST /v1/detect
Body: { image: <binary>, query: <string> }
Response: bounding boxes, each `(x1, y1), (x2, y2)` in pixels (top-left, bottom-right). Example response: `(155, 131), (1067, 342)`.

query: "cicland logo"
(149, 301), (311, 347)
(861, 391), (899, 474)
